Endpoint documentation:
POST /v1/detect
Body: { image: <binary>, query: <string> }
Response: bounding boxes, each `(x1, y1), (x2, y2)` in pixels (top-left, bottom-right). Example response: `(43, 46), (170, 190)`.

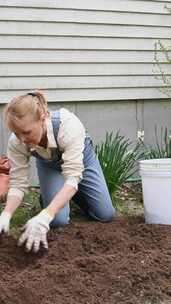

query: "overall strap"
(51, 110), (61, 144)
(50, 110), (63, 165)
(30, 110), (62, 161)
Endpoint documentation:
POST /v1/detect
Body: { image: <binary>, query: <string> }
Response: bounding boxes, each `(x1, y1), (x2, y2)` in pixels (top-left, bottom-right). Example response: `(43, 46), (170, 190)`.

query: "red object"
(0, 155), (10, 198)
(0, 155), (10, 174)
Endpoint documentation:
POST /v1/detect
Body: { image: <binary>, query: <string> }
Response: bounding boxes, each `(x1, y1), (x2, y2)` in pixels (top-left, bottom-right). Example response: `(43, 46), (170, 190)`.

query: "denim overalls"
(32, 111), (116, 227)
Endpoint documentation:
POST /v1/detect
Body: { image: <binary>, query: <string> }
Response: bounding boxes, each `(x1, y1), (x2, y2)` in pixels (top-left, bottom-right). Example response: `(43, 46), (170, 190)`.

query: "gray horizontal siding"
(0, 0), (171, 103)
(1, 22), (171, 38)
(1, 63), (170, 76)
(0, 0), (170, 13)
(0, 50), (169, 63)
(0, 88), (168, 102)
(0, 7), (171, 26)
(0, 75), (168, 90)
(0, 36), (170, 50)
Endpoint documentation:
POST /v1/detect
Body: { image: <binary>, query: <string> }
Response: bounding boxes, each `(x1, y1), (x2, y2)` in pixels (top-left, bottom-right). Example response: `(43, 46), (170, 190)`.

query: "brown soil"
(0, 216), (170, 304)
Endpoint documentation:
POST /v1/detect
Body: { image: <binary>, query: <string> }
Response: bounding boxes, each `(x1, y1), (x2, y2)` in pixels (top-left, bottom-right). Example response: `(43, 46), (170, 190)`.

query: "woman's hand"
(0, 211), (12, 234)
(18, 209), (53, 253)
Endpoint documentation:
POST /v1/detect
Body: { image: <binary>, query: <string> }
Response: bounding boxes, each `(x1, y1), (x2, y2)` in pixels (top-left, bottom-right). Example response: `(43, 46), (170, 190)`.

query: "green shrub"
(95, 131), (142, 196)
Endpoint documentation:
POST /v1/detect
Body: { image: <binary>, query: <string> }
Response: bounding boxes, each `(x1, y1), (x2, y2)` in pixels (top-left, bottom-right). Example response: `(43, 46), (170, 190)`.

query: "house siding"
(0, 0), (170, 103)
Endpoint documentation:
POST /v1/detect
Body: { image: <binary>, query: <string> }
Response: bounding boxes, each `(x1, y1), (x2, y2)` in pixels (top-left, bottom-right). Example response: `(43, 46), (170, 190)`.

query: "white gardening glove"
(0, 211), (12, 234)
(18, 209), (53, 253)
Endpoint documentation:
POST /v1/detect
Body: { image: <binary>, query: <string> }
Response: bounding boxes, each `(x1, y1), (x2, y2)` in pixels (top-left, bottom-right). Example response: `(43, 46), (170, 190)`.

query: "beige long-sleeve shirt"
(7, 108), (86, 200)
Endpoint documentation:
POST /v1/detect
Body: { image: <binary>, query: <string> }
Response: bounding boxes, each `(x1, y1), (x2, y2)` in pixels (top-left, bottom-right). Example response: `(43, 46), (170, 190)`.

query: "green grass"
(113, 183), (143, 216)
(14, 190), (40, 227)
(114, 196), (143, 216)
(0, 189), (40, 231)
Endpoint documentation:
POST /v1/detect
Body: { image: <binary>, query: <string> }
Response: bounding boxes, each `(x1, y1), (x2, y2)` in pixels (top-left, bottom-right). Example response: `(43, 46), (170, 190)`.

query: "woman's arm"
(1, 134), (31, 218)
(3, 195), (23, 216)
(7, 134), (30, 198)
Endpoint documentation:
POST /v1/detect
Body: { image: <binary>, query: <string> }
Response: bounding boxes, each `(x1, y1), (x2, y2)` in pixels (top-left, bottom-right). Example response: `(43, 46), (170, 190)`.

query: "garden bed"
(0, 214), (170, 304)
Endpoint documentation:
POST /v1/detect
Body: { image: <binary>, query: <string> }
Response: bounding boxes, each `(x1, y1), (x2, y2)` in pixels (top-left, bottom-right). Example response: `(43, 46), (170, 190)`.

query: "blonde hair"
(4, 90), (49, 131)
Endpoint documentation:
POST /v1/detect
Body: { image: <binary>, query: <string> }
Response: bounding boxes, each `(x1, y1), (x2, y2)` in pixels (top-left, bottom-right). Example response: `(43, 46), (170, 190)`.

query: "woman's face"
(12, 115), (46, 147)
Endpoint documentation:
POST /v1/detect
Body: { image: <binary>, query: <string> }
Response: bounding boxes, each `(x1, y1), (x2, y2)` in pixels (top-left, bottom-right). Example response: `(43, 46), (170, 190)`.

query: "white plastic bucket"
(139, 158), (171, 225)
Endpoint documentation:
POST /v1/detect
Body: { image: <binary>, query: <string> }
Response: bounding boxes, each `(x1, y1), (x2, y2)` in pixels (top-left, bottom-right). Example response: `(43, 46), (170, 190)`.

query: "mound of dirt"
(0, 216), (170, 304)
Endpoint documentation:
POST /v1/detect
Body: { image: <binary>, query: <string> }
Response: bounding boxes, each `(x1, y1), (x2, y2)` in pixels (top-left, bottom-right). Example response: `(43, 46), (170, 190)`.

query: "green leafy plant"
(95, 131), (142, 196)
(139, 126), (171, 159)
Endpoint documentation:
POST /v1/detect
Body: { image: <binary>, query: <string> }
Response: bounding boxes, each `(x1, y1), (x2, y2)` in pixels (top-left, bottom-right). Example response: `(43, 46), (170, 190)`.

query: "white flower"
(137, 130), (144, 142)
(126, 149), (133, 155)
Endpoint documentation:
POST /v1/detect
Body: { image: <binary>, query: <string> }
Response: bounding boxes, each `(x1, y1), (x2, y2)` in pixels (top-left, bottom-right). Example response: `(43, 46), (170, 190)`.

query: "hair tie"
(27, 92), (36, 97)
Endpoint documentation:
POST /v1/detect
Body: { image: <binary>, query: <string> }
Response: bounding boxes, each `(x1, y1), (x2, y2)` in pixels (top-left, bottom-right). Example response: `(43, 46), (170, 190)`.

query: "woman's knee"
(99, 206), (116, 222)
(89, 204), (116, 223)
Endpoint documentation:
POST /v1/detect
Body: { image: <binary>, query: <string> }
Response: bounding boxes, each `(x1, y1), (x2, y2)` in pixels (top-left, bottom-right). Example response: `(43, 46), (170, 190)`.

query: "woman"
(0, 91), (116, 253)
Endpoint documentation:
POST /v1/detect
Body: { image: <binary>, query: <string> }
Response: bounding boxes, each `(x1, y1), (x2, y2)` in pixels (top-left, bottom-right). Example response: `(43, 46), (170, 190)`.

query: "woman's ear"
(39, 107), (48, 120)
(40, 112), (46, 121)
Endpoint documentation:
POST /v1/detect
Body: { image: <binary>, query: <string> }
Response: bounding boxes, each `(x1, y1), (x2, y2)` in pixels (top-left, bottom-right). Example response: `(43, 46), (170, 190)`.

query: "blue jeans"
(36, 138), (116, 227)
